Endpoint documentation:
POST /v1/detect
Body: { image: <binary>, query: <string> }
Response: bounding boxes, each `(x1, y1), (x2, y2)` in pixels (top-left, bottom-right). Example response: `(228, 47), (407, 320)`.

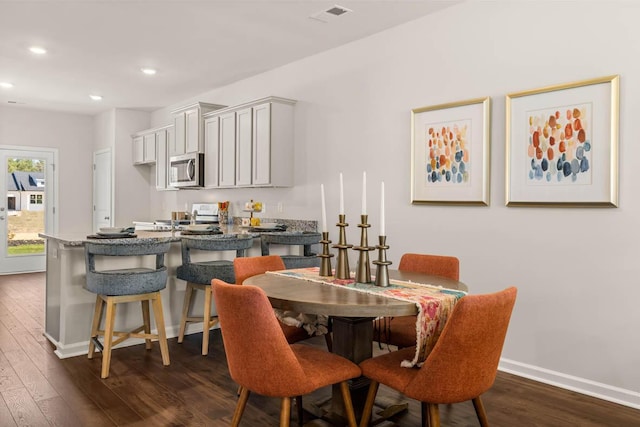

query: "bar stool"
(260, 232), (321, 269)
(84, 240), (172, 379)
(176, 235), (254, 355)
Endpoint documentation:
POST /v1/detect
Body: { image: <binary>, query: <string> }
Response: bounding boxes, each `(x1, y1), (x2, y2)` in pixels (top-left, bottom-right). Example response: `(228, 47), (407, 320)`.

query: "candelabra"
(333, 214), (353, 280)
(353, 215), (375, 283)
(373, 235), (392, 287)
(318, 232), (334, 276)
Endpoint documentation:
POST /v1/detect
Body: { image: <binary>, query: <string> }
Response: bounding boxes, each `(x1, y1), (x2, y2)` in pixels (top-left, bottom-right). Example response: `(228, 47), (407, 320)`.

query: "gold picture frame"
(411, 97), (491, 205)
(505, 75), (619, 207)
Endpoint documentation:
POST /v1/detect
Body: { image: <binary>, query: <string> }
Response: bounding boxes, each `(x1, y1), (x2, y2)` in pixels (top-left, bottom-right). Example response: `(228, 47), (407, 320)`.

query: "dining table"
(244, 268), (468, 423)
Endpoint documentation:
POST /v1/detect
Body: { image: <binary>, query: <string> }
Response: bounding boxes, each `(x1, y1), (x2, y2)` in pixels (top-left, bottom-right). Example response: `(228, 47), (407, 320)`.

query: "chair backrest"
(212, 279), (312, 396)
(398, 253), (459, 281)
(233, 255), (285, 285)
(180, 235), (253, 265)
(404, 287), (517, 403)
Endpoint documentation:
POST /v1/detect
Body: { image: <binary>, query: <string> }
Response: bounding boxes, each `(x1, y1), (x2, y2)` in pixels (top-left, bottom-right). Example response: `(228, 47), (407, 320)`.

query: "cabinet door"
(204, 116), (220, 187)
(185, 108), (200, 153)
(172, 112), (186, 156)
(252, 103), (272, 185)
(132, 136), (144, 164)
(219, 112), (236, 187)
(143, 133), (156, 163)
(155, 129), (167, 190)
(235, 107), (253, 186)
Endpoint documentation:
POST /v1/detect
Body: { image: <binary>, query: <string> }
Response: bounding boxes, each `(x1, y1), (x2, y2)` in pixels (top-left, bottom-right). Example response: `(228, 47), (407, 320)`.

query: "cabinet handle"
(104, 216), (110, 220)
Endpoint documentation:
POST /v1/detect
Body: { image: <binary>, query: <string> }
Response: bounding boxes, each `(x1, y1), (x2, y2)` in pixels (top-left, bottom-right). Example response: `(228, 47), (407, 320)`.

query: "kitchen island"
(40, 222), (318, 358)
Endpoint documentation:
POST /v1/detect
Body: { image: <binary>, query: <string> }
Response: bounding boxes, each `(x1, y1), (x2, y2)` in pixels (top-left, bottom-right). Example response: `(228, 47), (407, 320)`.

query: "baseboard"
(45, 324), (220, 359)
(499, 358), (640, 410)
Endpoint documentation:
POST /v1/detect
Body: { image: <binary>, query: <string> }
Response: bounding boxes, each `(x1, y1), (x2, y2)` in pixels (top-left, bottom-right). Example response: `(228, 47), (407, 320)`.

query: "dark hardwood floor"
(0, 272), (638, 426)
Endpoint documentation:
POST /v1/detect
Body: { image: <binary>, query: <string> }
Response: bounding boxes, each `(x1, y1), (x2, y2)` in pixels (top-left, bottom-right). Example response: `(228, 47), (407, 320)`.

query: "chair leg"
(178, 283), (194, 343)
(88, 295), (103, 359)
(359, 380), (380, 427)
(141, 299), (152, 350)
(295, 396), (303, 427)
(232, 387), (250, 427)
(101, 298), (116, 379)
(280, 397), (291, 427)
(151, 292), (170, 366)
(472, 396), (489, 427)
(428, 403), (440, 427)
(339, 381), (358, 427)
(201, 284), (212, 356)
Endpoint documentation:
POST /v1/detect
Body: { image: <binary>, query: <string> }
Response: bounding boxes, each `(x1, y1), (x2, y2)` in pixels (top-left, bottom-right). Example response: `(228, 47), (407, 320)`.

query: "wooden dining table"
(244, 269), (468, 422)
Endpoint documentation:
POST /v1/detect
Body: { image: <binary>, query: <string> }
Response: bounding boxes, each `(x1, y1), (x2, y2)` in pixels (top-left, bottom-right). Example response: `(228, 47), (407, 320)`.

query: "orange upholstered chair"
(374, 253), (460, 349)
(233, 255), (332, 350)
(212, 279), (360, 427)
(360, 287), (517, 427)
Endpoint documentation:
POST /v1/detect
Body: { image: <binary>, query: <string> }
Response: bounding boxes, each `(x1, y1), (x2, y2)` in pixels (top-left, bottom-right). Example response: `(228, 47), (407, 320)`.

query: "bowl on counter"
(99, 227), (124, 233)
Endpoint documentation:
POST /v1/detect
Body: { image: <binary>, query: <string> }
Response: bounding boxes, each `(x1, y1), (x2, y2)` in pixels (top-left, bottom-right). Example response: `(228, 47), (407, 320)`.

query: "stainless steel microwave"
(169, 152), (204, 188)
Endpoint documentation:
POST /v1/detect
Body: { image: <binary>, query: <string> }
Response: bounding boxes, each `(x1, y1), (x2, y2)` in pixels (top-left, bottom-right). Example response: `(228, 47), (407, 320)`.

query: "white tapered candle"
(380, 181), (385, 236)
(362, 171), (367, 215)
(320, 184), (327, 233)
(339, 172), (344, 215)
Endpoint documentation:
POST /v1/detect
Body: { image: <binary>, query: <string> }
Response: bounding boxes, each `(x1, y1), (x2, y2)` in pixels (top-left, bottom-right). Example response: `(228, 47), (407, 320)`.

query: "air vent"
(309, 4), (352, 23)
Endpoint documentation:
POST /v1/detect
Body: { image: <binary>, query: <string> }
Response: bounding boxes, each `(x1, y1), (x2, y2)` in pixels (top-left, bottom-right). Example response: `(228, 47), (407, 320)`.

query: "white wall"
(0, 106), (93, 234)
(147, 1), (640, 407)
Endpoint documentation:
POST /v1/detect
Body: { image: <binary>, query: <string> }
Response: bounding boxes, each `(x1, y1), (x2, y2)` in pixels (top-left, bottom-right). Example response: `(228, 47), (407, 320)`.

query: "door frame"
(0, 145), (58, 274)
(93, 148), (114, 232)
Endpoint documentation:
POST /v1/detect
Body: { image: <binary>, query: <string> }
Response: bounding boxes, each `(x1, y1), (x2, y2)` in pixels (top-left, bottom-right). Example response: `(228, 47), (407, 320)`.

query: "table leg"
(330, 316), (374, 420)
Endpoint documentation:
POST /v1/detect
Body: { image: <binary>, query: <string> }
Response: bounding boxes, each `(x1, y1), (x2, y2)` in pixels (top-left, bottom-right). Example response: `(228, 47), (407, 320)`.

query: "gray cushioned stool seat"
(85, 241), (171, 296)
(176, 234), (254, 355)
(84, 239), (172, 378)
(260, 232), (321, 269)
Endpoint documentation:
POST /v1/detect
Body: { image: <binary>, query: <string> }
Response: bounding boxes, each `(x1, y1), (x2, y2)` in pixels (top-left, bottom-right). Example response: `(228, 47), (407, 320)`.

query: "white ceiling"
(0, 0), (458, 116)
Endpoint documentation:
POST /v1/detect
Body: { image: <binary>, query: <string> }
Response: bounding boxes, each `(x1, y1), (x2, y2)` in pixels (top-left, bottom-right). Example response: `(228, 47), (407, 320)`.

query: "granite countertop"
(39, 219), (318, 247)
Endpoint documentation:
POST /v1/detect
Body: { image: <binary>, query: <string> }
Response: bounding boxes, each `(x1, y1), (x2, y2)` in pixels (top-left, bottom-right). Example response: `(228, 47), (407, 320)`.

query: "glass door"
(0, 147), (56, 274)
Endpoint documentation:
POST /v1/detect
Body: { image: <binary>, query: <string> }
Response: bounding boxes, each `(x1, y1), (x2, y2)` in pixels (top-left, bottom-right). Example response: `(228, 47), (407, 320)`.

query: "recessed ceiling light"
(89, 94), (103, 101)
(141, 68), (157, 75)
(0, 82), (14, 89)
(29, 46), (47, 55)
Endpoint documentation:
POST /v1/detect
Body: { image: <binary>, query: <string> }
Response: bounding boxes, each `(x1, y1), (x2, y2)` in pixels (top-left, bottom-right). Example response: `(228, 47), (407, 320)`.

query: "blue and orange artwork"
(424, 120), (471, 184)
(527, 104), (592, 184)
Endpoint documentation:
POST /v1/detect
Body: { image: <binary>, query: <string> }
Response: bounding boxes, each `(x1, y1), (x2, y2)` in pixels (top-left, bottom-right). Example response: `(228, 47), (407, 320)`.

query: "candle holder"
(318, 232), (334, 277)
(353, 215), (375, 283)
(373, 235), (392, 287)
(333, 214), (353, 280)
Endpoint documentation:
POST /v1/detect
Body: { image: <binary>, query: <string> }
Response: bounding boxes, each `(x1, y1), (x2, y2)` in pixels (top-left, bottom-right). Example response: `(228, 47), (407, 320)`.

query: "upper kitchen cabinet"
(132, 128), (160, 165)
(203, 96), (296, 188)
(155, 125), (175, 191)
(170, 102), (226, 156)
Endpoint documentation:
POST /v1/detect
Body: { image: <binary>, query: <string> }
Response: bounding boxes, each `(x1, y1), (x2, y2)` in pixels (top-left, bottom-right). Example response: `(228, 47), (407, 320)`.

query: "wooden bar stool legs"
(87, 291), (170, 379)
(177, 282), (219, 355)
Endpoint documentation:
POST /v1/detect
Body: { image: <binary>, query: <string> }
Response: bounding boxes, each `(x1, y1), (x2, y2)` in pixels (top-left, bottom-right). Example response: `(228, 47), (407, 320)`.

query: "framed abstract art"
(505, 75), (619, 207)
(411, 97), (491, 205)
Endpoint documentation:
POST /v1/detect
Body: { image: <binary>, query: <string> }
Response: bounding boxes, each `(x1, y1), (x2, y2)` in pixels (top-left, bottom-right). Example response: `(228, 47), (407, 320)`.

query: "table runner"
(267, 267), (467, 368)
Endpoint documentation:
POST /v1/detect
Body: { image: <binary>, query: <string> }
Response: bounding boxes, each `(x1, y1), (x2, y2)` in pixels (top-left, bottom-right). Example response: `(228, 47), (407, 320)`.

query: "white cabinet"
(219, 111), (236, 187)
(170, 102), (226, 156)
(132, 136), (144, 165)
(202, 96), (295, 188)
(235, 107), (253, 186)
(155, 126), (173, 190)
(203, 116), (220, 188)
(143, 133), (156, 163)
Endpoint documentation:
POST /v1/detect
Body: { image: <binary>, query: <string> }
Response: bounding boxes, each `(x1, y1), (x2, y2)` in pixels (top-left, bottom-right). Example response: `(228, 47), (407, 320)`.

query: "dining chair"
(233, 255), (332, 350)
(359, 286), (517, 427)
(373, 253), (460, 349)
(212, 279), (360, 427)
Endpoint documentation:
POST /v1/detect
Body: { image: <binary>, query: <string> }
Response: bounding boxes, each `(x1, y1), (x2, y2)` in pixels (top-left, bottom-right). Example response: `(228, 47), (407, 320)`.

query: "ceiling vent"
(309, 4), (352, 23)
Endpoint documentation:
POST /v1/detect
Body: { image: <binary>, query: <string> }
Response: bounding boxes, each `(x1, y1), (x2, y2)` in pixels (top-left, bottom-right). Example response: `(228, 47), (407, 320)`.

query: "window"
(30, 194), (43, 204)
